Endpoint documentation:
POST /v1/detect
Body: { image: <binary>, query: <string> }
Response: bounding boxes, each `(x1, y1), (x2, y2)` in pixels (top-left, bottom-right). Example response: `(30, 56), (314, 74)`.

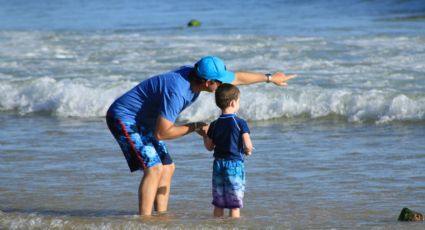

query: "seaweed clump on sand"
(398, 207), (424, 221)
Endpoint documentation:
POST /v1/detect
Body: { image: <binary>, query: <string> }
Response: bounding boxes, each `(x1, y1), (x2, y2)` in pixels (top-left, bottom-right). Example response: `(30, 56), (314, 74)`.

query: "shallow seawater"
(1, 114), (425, 229)
(1, 0), (425, 229)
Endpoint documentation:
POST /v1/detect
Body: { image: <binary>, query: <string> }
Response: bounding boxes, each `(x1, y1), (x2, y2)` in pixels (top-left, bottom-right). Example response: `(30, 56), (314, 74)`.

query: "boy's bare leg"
(229, 208), (240, 218)
(214, 207), (224, 217)
(139, 164), (163, 216)
(154, 163), (175, 213)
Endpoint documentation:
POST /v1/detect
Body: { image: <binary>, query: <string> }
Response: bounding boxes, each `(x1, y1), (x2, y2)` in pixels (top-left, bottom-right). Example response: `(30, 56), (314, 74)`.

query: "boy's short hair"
(215, 83), (240, 110)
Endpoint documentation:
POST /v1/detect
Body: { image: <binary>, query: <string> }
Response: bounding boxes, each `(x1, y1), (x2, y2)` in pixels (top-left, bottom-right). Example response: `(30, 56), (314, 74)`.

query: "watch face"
(266, 73), (272, 82)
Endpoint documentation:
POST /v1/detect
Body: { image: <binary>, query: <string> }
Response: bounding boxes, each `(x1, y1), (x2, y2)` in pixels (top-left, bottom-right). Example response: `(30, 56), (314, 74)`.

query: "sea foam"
(181, 85), (425, 123)
(2, 77), (424, 123)
(1, 32), (424, 123)
(0, 77), (134, 117)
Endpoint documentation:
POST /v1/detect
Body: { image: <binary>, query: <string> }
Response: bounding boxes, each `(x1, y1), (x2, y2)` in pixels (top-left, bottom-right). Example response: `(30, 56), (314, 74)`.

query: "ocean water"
(1, 0), (425, 229)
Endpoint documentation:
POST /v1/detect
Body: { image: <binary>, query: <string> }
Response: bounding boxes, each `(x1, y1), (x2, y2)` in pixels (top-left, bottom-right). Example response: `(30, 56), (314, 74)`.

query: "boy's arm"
(203, 136), (215, 151)
(232, 72), (297, 86)
(242, 133), (253, 155)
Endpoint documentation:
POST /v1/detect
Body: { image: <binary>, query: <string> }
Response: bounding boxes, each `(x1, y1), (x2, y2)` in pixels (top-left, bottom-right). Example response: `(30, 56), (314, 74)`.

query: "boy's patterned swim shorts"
(212, 159), (245, 209)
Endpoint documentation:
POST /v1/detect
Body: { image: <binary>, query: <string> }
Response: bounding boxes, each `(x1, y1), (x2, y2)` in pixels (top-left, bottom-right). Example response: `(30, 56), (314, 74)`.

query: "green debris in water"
(187, 19), (201, 27)
(398, 207), (424, 221)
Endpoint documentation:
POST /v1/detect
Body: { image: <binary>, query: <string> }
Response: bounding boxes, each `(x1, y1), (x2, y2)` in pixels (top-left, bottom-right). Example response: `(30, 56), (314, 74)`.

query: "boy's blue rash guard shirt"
(108, 66), (200, 131)
(207, 114), (250, 161)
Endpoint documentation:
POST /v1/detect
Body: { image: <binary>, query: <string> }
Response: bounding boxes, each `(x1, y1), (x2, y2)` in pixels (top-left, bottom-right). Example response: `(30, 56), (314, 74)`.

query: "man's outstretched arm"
(232, 72), (297, 86)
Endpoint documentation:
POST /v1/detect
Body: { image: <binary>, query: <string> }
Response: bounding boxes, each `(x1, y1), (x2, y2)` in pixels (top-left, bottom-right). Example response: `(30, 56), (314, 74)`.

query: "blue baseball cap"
(194, 56), (235, 83)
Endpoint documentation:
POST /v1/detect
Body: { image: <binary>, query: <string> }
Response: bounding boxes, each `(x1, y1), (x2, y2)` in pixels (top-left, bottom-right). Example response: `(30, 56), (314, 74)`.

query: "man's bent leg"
(154, 163), (175, 213)
(139, 164), (163, 216)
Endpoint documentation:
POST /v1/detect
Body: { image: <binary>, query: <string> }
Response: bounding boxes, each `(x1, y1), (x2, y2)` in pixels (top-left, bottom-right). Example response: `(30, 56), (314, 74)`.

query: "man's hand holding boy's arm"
(195, 123), (209, 137)
(197, 123), (214, 151)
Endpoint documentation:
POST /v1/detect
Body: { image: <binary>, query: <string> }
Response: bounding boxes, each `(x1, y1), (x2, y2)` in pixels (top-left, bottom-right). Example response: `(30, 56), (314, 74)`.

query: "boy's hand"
(244, 151), (252, 156)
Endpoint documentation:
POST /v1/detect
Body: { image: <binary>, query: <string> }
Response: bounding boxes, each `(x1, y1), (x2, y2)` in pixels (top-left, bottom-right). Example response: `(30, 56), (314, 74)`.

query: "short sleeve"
(238, 119), (250, 134)
(160, 92), (184, 123)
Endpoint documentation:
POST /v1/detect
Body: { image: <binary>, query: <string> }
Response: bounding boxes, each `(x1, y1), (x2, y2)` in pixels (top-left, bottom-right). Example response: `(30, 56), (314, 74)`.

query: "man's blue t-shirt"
(108, 66), (200, 131)
(207, 114), (250, 161)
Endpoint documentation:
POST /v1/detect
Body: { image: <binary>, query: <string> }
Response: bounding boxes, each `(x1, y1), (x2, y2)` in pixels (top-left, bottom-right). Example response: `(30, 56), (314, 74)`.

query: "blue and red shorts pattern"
(106, 114), (173, 172)
(212, 159), (245, 209)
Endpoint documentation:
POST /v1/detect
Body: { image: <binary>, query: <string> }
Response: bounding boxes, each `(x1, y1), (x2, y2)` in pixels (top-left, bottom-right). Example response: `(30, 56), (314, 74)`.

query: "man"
(106, 56), (296, 216)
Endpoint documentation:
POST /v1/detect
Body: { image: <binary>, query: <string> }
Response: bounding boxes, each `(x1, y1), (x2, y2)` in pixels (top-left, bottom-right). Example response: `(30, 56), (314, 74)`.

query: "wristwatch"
(193, 122), (202, 132)
(265, 73), (272, 83)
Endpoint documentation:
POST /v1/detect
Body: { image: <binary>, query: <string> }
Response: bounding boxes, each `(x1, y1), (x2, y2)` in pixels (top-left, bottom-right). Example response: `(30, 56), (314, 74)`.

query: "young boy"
(203, 83), (253, 218)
